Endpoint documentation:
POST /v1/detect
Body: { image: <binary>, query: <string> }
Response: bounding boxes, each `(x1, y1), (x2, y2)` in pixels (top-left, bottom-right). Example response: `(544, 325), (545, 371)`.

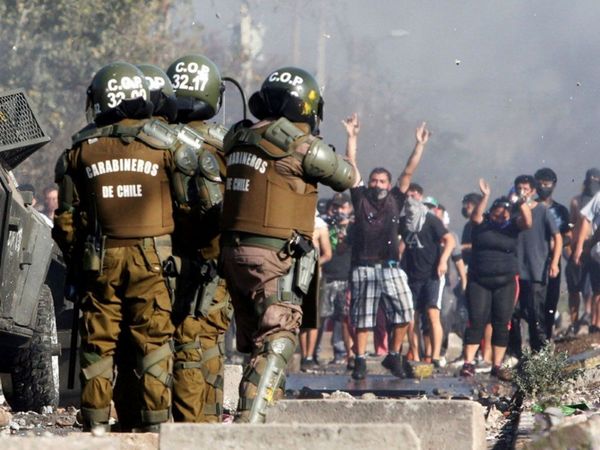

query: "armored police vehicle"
(0, 90), (61, 411)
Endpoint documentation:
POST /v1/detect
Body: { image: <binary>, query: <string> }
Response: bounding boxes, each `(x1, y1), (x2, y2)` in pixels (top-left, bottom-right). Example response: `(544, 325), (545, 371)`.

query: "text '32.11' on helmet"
(249, 67), (323, 133)
(166, 55), (224, 122)
(137, 63), (178, 123)
(86, 61), (153, 126)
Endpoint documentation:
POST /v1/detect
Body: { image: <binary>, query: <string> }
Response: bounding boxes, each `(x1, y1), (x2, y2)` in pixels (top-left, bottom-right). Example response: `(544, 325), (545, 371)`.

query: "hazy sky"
(190, 0), (600, 225)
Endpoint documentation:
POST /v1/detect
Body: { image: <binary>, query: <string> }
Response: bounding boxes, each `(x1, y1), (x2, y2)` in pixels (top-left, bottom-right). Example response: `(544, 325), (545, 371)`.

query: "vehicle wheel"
(10, 284), (60, 411)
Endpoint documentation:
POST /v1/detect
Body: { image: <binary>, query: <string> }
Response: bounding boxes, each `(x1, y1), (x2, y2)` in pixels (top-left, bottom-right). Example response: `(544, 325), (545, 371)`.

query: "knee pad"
(135, 341), (174, 387)
(80, 352), (114, 383)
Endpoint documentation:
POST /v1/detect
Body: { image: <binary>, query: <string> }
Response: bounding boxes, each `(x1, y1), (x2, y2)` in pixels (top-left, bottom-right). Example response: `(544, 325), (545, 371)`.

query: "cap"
(331, 192), (351, 206)
(423, 196), (439, 208)
(462, 192), (482, 205)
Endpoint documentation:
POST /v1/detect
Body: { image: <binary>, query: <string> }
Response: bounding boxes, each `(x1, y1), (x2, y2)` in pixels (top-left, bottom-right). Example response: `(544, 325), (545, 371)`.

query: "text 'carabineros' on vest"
(226, 151), (267, 174)
(85, 158), (160, 179)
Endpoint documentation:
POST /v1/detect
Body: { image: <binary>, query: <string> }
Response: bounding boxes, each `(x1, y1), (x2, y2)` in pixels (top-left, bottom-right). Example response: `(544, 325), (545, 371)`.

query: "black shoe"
(301, 357), (317, 372)
(351, 356), (367, 380)
(460, 362), (476, 377)
(382, 353), (405, 377)
(346, 357), (355, 371)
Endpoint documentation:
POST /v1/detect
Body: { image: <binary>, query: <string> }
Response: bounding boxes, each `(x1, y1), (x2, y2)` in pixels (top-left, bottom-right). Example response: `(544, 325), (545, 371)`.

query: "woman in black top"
(460, 179), (532, 379)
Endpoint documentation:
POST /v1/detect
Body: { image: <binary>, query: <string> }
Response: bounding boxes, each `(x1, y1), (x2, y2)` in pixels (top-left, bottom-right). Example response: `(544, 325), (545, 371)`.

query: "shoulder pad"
(264, 117), (306, 150)
(189, 122), (228, 150)
(172, 124), (205, 150)
(198, 149), (222, 182)
(174, 145), (199, 176)
(139, 119), (178, 149)
(54, 151), (70, 183)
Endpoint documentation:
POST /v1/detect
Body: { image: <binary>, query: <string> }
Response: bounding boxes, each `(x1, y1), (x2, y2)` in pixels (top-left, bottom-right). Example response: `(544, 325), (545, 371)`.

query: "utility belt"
(222, 231), (318, 314)
(355, 259), (401, 269)
(82, 234), (178, 295)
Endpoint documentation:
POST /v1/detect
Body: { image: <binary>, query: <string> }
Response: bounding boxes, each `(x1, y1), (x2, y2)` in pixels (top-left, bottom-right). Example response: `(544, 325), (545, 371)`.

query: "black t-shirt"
(469, 217), (521, 279)
(461, 221), (474, 265)
(547, 200), (570, 235)
(350, 186), (406, 265)
(322, 220), (353, 281)
(399, 213), (448, 282)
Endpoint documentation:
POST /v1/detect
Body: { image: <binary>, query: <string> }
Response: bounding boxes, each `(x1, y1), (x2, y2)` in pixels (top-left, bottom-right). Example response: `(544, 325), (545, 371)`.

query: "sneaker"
(351, 356), (367, 380)
(459, 362), (476, 377)
(475, 360), (492, 373)
(491, 365), (513, 382)
(433, 356), (447, 369)
(382, 353), (405, 378)
(329, 355), (346, 365)
(301, 357), (317, 372)
(590, 325), (600, 334)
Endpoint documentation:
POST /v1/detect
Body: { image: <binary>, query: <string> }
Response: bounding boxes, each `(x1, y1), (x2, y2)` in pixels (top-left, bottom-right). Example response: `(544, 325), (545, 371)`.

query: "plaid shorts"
(350, 264), (414, 329)
(321, 280), (350, 320)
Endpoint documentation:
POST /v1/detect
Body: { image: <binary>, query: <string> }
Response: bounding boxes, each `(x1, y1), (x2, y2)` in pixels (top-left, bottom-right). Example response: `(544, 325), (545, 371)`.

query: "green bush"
(513, 343), (582, 407)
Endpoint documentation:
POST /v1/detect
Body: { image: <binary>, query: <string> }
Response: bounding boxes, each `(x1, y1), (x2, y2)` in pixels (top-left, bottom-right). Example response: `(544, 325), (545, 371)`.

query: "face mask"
(461, 206), (469, 219)
(585, 180), (600, 196)
(368, 187), (388, 201)
(537, 186), (554, 201)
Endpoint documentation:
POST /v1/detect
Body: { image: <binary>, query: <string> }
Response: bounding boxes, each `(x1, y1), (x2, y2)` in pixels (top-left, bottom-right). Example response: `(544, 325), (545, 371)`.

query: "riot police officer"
(220, 66), (357, 423)
(53, 62), (177, 432)
(166, 54), (233, 423)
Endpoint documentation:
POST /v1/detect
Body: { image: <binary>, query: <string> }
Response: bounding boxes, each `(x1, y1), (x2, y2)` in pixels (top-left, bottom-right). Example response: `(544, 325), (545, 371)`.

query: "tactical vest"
(220, 122), (318, 240)
(183, 120), (228, 260)
(73, 119), (174, 238)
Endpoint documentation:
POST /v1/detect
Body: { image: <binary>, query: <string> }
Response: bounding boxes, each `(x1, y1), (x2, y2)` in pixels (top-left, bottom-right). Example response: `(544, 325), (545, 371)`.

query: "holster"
(82, 235), (105, 274)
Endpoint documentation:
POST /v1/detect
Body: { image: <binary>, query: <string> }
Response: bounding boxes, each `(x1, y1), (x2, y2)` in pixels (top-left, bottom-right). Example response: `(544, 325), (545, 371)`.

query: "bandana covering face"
(405, 197), (429, 232)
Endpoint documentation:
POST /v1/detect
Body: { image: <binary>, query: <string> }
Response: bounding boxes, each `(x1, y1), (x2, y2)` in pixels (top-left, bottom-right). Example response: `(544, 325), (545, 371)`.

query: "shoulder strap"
(71, 123), (144, 146)
(223, 119), (293, 159)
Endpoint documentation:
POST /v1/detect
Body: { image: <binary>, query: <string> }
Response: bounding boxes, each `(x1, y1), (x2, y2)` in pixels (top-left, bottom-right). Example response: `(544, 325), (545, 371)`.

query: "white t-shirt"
(581, 191), (600, 233)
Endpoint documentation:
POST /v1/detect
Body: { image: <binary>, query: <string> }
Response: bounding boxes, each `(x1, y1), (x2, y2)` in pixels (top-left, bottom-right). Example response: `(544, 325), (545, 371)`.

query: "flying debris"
(455, 59), (461, 66)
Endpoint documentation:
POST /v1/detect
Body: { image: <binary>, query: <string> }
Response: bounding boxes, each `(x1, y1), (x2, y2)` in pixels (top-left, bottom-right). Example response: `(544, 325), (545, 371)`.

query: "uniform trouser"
(172, 279), (232, 422)
(80, 243), (174, 427)
(220, 245), (302, 418)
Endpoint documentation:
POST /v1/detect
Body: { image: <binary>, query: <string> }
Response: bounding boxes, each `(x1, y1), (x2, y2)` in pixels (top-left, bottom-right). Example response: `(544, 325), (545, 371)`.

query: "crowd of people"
(15, 47), (598, 431)
(308, 112), (600, 382)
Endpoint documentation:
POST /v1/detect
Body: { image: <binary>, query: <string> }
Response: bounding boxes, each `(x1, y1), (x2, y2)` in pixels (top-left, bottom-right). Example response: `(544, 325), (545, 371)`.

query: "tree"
(0, 0), (196, 192)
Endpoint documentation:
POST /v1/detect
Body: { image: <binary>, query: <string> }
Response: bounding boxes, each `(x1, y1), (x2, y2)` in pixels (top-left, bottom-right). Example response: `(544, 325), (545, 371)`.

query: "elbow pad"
(302, 139), (357, 192)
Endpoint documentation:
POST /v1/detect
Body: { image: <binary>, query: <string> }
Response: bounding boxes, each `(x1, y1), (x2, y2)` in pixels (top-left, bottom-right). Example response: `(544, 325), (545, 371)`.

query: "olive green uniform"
(220, 121), (320, 422)
(171, 121), (233, 423)
(53, 118), (176, 430)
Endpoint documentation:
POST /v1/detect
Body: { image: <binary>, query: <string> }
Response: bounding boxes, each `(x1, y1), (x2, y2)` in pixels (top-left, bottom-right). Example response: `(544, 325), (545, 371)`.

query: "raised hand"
(479, 178), (491, 197)
(342, 113), (360, 138)
(415, 122), (430, 145)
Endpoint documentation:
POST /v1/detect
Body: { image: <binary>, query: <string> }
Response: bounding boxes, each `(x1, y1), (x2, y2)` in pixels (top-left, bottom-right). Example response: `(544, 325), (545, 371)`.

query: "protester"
(566, 168), (600, 332)
(460, 179), (532, 380)
(533, 168), (570, 339)
(300, 212), (332, 372)
(345, 112), (430, 380)
(399, 195), (455, 367)
(508, 175), (562, 356)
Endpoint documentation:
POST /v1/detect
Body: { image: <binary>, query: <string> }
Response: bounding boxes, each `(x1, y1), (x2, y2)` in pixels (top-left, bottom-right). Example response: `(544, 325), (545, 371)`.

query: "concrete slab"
(286, 373), (477, 398)
(266, 399), (486, 450)
(0, 432), (157, 450)
(223, 364), (243, 412)
(0, 436), (117, 450)
(565, 348), (600, 371)
(159, 423), (420, 450)
(524, 415), (600, 449)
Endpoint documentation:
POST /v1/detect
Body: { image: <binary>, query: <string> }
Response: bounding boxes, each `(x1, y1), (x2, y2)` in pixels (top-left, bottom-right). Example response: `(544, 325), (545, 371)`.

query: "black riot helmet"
(249, 67), (324, 133)
(137, 64), (178, 123)
(86, 61), (153, 126)
(166, 55), (224, 122)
